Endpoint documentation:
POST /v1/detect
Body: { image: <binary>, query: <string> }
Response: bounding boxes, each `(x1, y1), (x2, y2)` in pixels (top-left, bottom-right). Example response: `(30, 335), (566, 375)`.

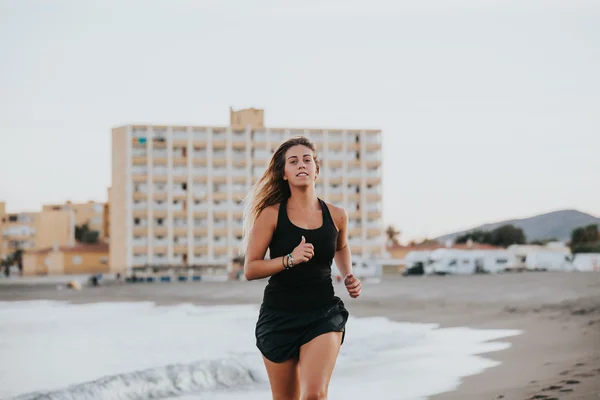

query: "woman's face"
(282, 145), (318, 187)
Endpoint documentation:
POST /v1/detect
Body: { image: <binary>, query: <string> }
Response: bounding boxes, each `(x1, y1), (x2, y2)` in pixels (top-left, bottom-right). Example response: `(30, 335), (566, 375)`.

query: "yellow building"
(110, 107), (383, 272)
(43, 200), (106, 238)
(0, 202), (75, 261)
(23, 243), (109, 276)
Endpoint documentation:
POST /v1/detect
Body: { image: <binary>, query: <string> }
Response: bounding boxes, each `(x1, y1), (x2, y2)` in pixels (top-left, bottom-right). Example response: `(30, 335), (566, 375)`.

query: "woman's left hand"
(344, 273), (362, 298)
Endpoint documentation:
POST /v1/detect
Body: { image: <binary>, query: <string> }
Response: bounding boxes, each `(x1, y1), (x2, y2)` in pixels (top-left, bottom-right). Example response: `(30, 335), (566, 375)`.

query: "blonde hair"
(241, 136), (320, 254)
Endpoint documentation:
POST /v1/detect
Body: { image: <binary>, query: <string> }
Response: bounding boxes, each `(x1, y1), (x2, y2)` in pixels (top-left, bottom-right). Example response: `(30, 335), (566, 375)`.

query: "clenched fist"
(291, 236), (314, 264)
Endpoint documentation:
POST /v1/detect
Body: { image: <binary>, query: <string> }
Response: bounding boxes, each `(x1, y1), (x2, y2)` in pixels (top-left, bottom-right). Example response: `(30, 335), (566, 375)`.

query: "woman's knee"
(300, 387), (327, 400)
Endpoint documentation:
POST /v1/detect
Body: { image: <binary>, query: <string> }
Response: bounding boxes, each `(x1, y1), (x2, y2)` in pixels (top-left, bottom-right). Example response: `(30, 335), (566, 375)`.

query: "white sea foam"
(0, 301), (520, 400)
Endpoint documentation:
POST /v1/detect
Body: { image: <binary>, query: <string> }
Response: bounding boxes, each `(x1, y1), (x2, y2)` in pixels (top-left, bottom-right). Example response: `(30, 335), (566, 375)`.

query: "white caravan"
(403, 250), (432, 275)
(573, 253), (600, 272)
(331, 258), (382, 282)
(525, 251), (574, 271)
(425, 249), (512, 275)
(506, 245), (544, 271)
(426, 249), (475, 275)
(479, 250), (513, 273)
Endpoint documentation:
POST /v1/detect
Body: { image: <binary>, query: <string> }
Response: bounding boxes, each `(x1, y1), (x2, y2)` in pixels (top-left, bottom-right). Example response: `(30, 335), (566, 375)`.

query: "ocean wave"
(10, 358), (260, 400)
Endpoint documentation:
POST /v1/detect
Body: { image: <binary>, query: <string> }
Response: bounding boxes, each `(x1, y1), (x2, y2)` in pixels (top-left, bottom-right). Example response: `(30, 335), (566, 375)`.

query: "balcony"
(192, 129), (208, 142)
(152, 237), (169, 246)
(366, 220), (380, 229)
(253, 131), (266, 142)
(192, 167), (208, 180)
(232, 131), (247, 148)
(172, 148), (186, 160)
(363, 152), (381, 165)
(348, 237), (362, 247)
(132, 255), (148, 266)
(192, 201), (208, 212)
(366, 171), (381, 184)
(348, 209), (361, 219)
(212, 131), (227, 147)
(152, 254), (168, 265)
(193, 255), (210, 264)
(133, 226), (147, 236)
(347, 169), (361, 183)
(173, 236), (187, 246)
(132, 165), (147, 177)
(152, 149), (168, 159)
(172, 130), (188, 144)
(194, 235), (209, 245)
(212, 168), (228, 177)
(132, 238), (147, 247)
(173, 217), (186, 227)
(193, 150), (208, 162)
(132, 127), (147, 138)
(365, 188), (381, 200)
(192, 187), (208, 198)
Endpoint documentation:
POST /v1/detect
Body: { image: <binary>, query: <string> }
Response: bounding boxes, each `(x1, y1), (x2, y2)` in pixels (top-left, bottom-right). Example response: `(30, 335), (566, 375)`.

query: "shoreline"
(1, 273), (599, 399)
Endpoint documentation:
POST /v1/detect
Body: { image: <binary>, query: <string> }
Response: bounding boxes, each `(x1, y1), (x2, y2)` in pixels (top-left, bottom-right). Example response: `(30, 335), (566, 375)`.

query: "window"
(182, 183), (187, 190)
(134, 218), (140, 225)
(157, 218), (164, 225)
(9, 216), (17, 222)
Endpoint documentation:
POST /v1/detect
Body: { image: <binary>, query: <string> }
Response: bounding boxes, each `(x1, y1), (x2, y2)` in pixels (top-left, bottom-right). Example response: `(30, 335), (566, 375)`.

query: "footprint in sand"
(562, 379), (580, 384)
(574, 372), (595, 378)
(559, 388), (574, 392)
(559, 370), (571, 376)
(542, 385), (562, 391)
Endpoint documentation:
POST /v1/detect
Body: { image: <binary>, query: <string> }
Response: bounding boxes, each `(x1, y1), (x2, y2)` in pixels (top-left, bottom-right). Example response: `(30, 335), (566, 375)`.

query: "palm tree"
(386, 225), (401, 246)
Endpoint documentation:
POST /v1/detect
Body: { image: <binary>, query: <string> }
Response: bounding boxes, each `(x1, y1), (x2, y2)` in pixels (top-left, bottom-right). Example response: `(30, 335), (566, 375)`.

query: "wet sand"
(1, 272), (599, 399)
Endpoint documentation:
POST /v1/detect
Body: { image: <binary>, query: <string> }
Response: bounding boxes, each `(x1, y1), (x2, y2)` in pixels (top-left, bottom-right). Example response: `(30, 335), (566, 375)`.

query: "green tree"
(529, 237), (559, 245)
(75, 223), (100, 244)
(490, 224), (526, 247)
(570, 224), (599, 254)
(455, 225), (525, 248)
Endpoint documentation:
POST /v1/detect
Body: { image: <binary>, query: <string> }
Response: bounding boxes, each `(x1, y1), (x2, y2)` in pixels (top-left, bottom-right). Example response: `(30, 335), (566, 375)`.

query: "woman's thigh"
(262, 356), (300, 400)
(298, 331), (343, 398)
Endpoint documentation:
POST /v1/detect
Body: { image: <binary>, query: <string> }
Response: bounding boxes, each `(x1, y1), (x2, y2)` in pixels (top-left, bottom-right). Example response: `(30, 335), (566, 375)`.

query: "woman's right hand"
(291, 236), (314, 264)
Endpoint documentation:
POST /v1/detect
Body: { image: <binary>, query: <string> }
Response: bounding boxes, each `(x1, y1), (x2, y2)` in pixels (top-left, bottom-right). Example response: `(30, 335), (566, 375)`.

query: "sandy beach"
(1, 272), (599, 400)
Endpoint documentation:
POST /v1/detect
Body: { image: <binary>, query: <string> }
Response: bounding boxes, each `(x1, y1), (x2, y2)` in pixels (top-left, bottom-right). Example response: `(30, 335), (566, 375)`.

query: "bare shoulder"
(324, 201), (348, 231)
(255, 203), (280, 228)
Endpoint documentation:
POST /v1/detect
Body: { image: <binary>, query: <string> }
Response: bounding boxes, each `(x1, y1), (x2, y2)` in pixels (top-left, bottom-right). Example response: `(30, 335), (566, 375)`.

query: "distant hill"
(435, 209), (600, 244)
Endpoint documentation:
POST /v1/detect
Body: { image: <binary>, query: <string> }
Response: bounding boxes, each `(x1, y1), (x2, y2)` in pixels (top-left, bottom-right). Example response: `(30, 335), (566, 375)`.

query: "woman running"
(243, 136), (362, 400)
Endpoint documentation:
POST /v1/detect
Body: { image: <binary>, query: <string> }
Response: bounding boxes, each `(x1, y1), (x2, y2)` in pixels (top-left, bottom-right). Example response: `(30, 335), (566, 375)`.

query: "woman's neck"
(288, 187), (319, 211)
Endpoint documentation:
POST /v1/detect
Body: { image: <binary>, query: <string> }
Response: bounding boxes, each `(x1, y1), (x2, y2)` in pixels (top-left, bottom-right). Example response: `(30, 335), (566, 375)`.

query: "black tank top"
(262, 197), (339, 311)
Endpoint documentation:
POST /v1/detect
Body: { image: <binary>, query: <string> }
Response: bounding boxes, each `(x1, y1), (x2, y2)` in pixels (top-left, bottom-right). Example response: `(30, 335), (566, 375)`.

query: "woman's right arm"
(244, 206), (287, 281)
(243, 205), (314, 280)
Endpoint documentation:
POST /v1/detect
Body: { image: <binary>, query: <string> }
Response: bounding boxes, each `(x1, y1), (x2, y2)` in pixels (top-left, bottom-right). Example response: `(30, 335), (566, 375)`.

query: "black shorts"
(255, 297), (349, 363)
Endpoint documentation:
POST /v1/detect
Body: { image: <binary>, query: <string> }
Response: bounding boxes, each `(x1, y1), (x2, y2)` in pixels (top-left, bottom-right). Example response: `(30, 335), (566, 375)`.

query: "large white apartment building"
(109, 108), (383, 272)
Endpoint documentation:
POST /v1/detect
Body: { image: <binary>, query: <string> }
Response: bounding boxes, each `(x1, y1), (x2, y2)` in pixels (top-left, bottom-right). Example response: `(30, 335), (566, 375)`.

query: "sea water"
(0, 301), (520, 400)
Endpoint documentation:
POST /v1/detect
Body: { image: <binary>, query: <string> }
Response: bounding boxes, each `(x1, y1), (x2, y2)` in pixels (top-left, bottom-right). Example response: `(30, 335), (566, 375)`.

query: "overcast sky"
(1, 0), (598, 242)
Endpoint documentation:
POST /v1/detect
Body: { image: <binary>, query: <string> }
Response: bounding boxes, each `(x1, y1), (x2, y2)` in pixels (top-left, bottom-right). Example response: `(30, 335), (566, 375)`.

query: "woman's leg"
(262, 356), (300, 400)
(298, 332), (343, 400)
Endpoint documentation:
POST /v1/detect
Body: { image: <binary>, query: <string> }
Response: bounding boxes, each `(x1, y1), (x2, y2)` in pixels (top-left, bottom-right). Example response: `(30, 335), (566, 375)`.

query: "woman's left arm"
(332, 206), (362, 298)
